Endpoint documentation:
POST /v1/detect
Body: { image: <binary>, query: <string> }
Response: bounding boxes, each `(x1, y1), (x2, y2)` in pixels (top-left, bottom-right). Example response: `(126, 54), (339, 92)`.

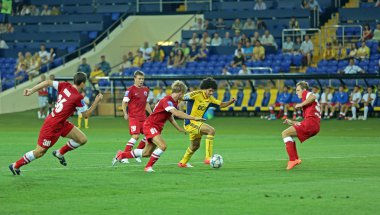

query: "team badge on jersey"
(144, 91), (148, 96)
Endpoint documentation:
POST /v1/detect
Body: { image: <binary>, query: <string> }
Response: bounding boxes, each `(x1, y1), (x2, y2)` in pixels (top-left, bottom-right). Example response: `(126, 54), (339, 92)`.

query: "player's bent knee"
(77, 136), (88, 145)
(159, 144), (167, 151)
(208, 127), (216, 135)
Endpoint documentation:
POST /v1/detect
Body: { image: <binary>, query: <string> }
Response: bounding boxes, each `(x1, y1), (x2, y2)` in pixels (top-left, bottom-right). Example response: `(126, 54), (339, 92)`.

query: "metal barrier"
(282, 28), (322, 56)
(324, 25), (363, 47)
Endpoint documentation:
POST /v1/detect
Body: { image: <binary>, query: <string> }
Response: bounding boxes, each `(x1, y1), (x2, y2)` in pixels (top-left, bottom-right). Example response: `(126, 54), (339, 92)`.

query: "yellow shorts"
(184, 121), (204, 141)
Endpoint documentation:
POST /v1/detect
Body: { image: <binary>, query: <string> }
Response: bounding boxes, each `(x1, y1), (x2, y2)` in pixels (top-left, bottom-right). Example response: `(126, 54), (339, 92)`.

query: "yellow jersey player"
(178, 77), (236, 167)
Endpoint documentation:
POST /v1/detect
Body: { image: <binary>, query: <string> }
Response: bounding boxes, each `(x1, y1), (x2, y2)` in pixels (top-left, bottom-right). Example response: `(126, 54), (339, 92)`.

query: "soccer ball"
(210, 154), (223, 169)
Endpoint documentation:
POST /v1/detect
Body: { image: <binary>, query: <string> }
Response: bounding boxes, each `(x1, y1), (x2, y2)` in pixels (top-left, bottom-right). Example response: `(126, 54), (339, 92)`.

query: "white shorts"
(38, 96), (48, 108)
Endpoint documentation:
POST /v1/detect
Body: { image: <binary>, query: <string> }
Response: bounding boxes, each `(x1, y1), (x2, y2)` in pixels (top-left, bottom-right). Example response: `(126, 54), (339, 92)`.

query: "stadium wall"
(0, 14), (195, 114)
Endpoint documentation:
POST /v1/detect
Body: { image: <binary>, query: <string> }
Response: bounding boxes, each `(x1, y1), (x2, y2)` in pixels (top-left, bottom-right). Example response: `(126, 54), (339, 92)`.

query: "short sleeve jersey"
(123, 85), (149, 120)
(302, 90), (321, 121)
(145, 95), (178, 130)
(183, 90), (221, 125)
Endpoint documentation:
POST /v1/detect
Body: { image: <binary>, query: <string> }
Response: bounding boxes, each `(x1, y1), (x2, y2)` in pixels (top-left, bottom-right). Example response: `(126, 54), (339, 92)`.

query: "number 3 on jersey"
(55, 94), (67, 113)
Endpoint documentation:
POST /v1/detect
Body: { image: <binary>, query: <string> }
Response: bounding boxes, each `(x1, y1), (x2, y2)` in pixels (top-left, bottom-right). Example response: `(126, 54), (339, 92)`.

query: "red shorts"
(293, 119), (320, 143)
(143, 123), (162, 143)
(129, 119), (145, 135)
(38, 121), (74, 148)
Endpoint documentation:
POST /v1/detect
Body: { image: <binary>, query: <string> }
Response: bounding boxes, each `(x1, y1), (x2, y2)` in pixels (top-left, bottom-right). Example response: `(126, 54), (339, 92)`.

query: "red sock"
(285, 141), (296, 161)
(293, 142), (299, 160)
(14, 151), (35, 169)
(136, 140), (146, 149)
(145, 155), (159, 168)
(124, 138), (137, 152)
(59, 140), (80, 155)
(120, 151), (135, 159)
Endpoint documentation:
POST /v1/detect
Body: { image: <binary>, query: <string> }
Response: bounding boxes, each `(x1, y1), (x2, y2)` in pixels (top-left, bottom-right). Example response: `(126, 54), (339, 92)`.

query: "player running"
(112, 80), (205, 172)
(115, 70), (152, 164)
(9, 72), (103, 175)
(282, 81), (321, 170)
(178, 77), (236, 167)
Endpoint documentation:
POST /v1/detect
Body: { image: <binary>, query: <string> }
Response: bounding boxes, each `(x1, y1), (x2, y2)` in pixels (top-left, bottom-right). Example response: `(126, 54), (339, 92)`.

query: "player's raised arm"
(295, 93), (316, 109)
(169, 108), (205, 121)
(220, 98), (236, 108)
(81, 93), (103, 118)
(24, 80), (54, 96)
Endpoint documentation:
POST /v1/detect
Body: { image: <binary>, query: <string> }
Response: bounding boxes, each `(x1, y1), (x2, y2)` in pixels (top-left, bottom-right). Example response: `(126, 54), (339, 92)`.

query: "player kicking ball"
(9, 72), (103, 175)
(112, 81), (205, 172)
(281, 81), (321, 170)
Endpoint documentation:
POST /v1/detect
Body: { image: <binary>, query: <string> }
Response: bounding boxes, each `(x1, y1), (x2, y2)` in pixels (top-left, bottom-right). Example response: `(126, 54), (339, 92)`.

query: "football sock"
(124, 138), (137, 152)
(205, 134), (214, 160)
(84, 118), (89, 128)
(293, 141), (299, 160)
(146, 148), (164, 168)
(58, 139), (81, 156)
(352, 106), (357, 119)
(283, 137), (296, 161)
(77, 115), (82, 128)
(14, 151), (36, 169)
(179, 147), (194, 164)
(364, 106), (368, 118)
(120, 149), (143, 159)
(137, 137), (147, 149)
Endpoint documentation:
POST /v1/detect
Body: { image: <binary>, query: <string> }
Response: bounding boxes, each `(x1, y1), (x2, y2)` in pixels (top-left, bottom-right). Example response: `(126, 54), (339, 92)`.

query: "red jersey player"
(113, 80), (205, 172)
(115, 70), (152, 164)
(282, 81), (321, 170)
(9, 72), (103, 175)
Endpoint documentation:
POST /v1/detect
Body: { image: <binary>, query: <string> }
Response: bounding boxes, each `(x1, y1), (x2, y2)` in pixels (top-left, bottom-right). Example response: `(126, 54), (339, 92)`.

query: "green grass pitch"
(1, 110), (379, 215)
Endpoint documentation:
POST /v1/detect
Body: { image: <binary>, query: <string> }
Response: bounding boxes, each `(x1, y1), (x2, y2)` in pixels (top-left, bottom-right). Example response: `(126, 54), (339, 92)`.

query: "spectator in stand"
(252, 40), (265, 61)
(336, 42), (347, 60)
(188, 44), (198, 62)
(30, 5), (40, 16)
(190, 17), (204, 30)
(119, 54), (132, 72)
(320, 86), (333, 119)
(301, 0), (310, 9)
(215, 18), (226, 30)
(231, 49), (245, 67)
(51, 6), (60, 15)
(373, 24), (380, 42)
(38, 44), (50, 65)
(197, 43), (209, 61)
(256, 19), (267, 30)
(244, 41), (254, 60)
(243, 18), (255, 30)
(339, 58), (365, 74)
(376, 0), (380, 7)
(362, 24), (373, 41)
(361, 86), (376, 120)
(283, 36), (294, 54)
(346, 85), (362, 120)
(40, 5), (51, 16)
(200, 32), (211, 46)
(49, 48), (56, 64)
(20, 5), (31, 16)
(218, 67), (231, 88)
(99, 55), (111, 75)
(28, 53), (41, 79)
(167, 51), (175, 68)
(127, 51), (134, 62)
(153, 88), (167, 106)
(132, 50), (144, 68)
(233, 30), (242, 46)
(348, 43), (358, 59)
(188, 32), (199, 46)
(211, 33), (222, 46)
(222, 31), (232, 46)
(293, 37), (302, 54)
(236, 64), (251, 87)
(15, 63), (28, 84)
(0, 39), (8, 49)
(24, 52), (32, 69)
(151, 44), (165, 62)
(234, 43), (245, 56)
(300, 35), (313, 66)
(240, 34), (249, 45)
(6, 23), (14, 33)
(171, 41), (181, 53)
(90, 64), (105, 86)
(357, 41), (370, 60)
(261, 30), (277, 49)
(203, 19), (214, 30)
(309, 0), (322, 12)
(232, 18), (243, 31)
(140, 42), (153, 61)
(173, 50), (186, 67)
(180, 42), (189, 59)
(250, 31), (260, 43)
(77, 58), (92, 77)
(289, 17), (300, 29)
(323, 42), (336, 60)
(254, 0), (267, 10)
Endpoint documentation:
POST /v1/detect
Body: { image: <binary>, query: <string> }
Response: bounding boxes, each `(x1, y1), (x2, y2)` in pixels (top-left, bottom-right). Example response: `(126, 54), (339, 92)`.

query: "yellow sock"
(85, 118), (89, 128)
(205, 135), (214, 160)
(179, 147), (194, 164)
(78, 115), (82, 128)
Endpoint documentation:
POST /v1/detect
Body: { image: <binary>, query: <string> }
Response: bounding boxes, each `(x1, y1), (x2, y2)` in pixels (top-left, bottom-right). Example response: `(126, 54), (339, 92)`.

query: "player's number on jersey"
(55, 94), (67, 113)
(150, 128), (158, 135)
(131, 126), (137, 132)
